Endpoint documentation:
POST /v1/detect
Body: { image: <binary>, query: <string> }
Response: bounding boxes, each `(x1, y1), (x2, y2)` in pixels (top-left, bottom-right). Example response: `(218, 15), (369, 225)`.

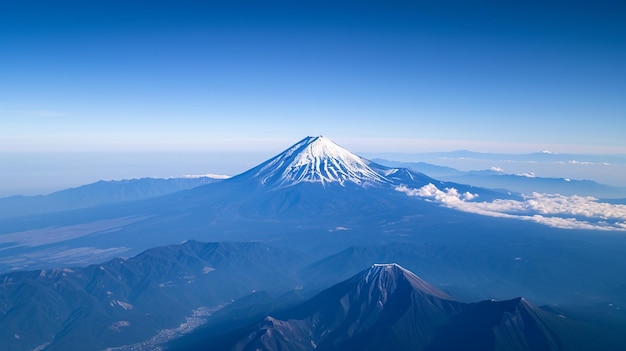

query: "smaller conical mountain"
(179, 264), (575, 351)
(356, 263), (455, 302)
(224, 263), (465, 351)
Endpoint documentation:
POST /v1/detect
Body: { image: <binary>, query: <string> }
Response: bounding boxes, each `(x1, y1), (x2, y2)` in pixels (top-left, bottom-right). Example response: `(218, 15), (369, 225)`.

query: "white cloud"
(515, 172), (536, 178)
(396, 183), (626, 231)
(463, 192), (479, 201)
(568, 160), (592, 165)
(566, 160), (612, 166)
(490, 166), (504, 173)
(396, 184), (478, 204)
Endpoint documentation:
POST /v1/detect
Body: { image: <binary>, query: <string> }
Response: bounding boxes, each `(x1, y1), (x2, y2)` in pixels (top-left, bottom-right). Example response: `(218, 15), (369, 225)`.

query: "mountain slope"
(229, 264), (462, 351)
(0, 241), (309, 351)
(174, 264), (576, 351)
(424, 298), (566, 351)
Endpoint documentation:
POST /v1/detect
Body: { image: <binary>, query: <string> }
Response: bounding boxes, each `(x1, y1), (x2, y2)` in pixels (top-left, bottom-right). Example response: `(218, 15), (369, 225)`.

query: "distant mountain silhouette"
(0, 176), (224, 219)
(373, 159), (626, 198)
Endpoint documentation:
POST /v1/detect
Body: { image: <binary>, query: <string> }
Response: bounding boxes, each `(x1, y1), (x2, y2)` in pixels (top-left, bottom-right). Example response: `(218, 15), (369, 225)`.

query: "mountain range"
(0, 176), (224, 219)
(2, 241), (609, 351)
(0, 241), (307, 351)
(373, 159), (626, 199)
(171, 263), (599, 351)
(1, 135), (626, 350)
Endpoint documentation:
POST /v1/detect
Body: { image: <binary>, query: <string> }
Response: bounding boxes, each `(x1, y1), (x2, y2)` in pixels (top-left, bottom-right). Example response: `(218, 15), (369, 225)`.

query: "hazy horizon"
(2, 1), (625, 194)
(2, 145), (625, 197)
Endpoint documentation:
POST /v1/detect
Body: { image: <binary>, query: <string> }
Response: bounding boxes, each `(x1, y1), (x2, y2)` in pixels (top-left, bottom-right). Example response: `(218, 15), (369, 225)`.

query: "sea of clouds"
(397, 183), (626, 231)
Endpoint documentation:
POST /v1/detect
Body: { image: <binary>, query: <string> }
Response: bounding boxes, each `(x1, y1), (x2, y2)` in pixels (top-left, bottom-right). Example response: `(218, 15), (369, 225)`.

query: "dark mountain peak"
(202, 265), (462, 351)
(357, 263), (455, 301)
(170, 265), (584, 351)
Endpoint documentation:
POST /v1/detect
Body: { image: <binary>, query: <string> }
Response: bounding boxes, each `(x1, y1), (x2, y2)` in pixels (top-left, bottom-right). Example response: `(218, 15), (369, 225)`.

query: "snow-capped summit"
(220, 135), (496, 203)
(361, 263), (455, 301)
(243, 136), (387, 188)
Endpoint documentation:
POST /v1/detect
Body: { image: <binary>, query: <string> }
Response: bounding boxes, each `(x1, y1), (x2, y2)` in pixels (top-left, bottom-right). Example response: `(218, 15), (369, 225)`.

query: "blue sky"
(1, 0), (626, 194)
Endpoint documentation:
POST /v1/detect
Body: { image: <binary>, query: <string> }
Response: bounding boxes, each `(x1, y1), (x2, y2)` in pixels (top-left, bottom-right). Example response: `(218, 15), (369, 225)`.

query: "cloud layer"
(396, 184), (626, 231)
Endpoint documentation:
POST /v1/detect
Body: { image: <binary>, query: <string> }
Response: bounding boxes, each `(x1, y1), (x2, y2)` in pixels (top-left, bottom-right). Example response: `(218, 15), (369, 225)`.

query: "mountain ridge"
(0, 176), (224, 219)
(0, 240), (309, 351)
(173, 264), (577, 351)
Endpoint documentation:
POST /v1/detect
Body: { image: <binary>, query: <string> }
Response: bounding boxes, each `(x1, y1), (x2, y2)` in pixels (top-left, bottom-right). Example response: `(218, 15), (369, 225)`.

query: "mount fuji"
(0, 136), (538, 273)
(241, 136), (388, 188)
(196, 135), (492, 193)
(170, 136), (499, 217)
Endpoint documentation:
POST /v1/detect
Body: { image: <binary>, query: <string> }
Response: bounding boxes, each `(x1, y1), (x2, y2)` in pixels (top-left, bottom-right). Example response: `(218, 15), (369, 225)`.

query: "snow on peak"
(248, 136), (387, 188)
(366, 263), (409, 280)
(362, 263), (454, 300)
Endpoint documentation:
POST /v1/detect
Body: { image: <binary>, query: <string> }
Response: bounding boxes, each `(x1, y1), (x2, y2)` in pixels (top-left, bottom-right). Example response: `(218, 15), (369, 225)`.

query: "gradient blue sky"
(1, 1), (626, 194)
(2, 0), (625, 152)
